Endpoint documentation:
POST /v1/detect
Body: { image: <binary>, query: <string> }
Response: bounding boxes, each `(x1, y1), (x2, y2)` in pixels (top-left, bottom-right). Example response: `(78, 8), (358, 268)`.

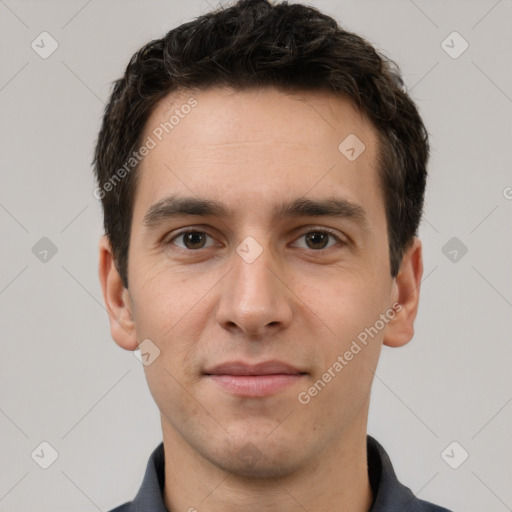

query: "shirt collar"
(127, 435), (447, 512)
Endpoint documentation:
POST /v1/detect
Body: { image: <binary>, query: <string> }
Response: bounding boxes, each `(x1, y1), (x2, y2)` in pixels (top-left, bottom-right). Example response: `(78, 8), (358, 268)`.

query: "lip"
(203, 360), (307, 397)
(204, 360), (305, 376)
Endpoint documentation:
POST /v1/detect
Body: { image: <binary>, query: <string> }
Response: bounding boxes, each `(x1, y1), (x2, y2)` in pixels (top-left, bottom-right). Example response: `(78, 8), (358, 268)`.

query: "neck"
(161, 419), (373, 512)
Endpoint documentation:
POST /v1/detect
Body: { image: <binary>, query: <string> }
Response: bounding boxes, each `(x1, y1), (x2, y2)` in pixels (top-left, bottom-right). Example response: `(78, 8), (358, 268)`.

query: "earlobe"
(98, 235), (138, 351)
(383, 237), (423, 348)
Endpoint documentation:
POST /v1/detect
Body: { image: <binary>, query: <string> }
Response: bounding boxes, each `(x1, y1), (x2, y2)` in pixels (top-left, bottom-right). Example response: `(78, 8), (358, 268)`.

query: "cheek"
(143, 358), (211, 439)
(294, 270), (389, 407)
(295, 270), (386, 343)
(131, 263), (209, 337)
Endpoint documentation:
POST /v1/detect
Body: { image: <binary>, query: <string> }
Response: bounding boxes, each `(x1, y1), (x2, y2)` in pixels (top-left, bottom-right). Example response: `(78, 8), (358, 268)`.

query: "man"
(94, 0), (452, 510)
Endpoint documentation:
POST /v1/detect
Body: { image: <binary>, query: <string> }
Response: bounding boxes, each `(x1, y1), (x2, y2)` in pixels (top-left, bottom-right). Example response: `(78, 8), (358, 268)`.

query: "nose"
(216, 240), (293, 338)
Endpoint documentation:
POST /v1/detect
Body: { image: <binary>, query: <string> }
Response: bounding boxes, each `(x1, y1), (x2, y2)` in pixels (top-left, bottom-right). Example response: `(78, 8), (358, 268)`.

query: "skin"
(99, 86), (423, 512)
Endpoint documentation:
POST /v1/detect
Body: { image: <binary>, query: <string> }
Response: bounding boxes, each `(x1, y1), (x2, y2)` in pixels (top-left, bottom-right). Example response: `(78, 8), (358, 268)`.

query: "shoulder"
(106, 503), (131, 512)
(367, 435), (453, 512)
(105, 442), (166, 512)
(417, 498), (453, 511)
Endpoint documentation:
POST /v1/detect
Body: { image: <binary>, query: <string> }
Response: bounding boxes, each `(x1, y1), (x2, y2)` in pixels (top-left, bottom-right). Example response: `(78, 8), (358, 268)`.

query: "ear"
(383, 237), (423, 348)
(98, 235), (138, 351)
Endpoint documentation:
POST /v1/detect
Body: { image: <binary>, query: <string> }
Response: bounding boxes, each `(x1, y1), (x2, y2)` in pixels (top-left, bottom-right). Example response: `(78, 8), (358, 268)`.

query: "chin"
(218, 453), (301, 479)
(207, 434), (307, 479)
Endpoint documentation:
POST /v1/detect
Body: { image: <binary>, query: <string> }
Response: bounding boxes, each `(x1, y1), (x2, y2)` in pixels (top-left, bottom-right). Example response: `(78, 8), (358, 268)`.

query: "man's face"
(120, 87), (400, 476)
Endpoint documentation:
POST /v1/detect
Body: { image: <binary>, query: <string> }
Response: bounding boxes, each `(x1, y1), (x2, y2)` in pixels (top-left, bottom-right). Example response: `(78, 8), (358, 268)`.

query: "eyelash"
(165, 228), (345, 253)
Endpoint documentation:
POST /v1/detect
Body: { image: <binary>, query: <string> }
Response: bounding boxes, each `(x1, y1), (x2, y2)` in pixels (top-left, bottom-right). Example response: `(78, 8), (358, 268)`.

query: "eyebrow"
(142, 194), (369, 230)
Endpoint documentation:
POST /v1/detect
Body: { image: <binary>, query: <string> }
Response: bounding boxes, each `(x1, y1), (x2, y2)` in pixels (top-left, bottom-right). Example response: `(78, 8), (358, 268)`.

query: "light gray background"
(1, 0), (511, 511)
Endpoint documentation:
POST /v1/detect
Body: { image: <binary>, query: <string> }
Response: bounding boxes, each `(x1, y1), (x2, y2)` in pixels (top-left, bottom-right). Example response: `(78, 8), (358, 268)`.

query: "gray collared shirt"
(108, 436), (452, 512)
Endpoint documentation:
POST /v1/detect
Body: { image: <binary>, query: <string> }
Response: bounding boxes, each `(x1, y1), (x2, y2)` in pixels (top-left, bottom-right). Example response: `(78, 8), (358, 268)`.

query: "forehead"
(146, 86), (374, 151)
(132, 86), (383, 226)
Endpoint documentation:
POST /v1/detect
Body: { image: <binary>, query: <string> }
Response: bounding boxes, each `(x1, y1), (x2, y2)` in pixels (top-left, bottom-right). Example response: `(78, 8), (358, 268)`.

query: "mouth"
(203, 360), (308, 397)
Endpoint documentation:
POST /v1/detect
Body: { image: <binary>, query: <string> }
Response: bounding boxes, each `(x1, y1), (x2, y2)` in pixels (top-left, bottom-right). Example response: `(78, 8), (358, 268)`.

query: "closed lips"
(203, 361), (307, 376)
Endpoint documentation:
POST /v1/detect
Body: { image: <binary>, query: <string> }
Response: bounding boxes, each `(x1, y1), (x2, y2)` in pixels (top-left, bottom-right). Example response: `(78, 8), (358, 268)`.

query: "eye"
(165, 228), (345, 252)
(167, 230), (216, 250)
(292, 229), (343, 251)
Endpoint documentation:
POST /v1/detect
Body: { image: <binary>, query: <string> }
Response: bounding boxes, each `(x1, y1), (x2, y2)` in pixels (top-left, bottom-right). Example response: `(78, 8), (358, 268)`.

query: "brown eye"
(293, 230), (342, 251)
(169, 231), (214, 250)
(305, 232), (330, 249)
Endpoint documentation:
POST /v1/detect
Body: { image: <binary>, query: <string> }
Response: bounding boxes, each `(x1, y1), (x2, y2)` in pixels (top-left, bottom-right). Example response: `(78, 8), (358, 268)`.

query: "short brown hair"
(93, 0), (429, 288)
